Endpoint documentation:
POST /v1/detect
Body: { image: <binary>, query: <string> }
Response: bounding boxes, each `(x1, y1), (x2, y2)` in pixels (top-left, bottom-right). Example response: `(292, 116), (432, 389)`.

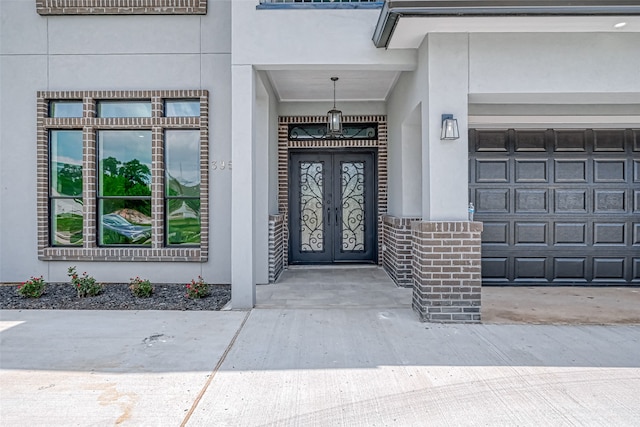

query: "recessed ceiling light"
(614, 22), (627, 29)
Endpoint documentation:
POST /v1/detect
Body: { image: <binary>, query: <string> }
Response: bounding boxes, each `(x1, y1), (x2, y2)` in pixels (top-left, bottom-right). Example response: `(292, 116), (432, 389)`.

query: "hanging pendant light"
(327, 77), (343, 137)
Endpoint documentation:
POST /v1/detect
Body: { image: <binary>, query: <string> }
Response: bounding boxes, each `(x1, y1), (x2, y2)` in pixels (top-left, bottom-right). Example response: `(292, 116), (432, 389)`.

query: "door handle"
(327, 206), (331, 225)
(335, 207), (339, 225)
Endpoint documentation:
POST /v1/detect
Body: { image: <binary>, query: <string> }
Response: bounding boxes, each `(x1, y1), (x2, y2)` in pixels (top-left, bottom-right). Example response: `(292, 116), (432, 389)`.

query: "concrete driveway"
(2, 305), (640, 426)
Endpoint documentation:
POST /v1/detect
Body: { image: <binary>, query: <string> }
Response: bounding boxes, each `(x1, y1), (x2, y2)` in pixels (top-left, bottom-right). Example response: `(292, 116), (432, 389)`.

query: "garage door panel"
(514, 257), (547, 280)
(475, 130), (508, 152)
(481, 257), (509, 280)
(594, 159), (626, 182)
(514, 130), (546, 152)
(476, 189), (509, 213)
(482, 222), (509, 245)
(634, 160), (640, 181)
(555, 189), (588, 213)
(554, 223), (587, 245)
(515, 160), (547, 182)
(634, 131), (640, 152)
(594, 189), (626, 212)
(476, 159), (509, 182)
(633, 223), (640, 245)
(515, 189), (548, 213)
(553, 257), (587, 281)
(593, 223), (626, 245)
(555, 159), (588, 182)
(554, 130), (587, 152)
(593, 130), (625, 152)
(593, 257), (626, 281)
(515, 222), (547, 245)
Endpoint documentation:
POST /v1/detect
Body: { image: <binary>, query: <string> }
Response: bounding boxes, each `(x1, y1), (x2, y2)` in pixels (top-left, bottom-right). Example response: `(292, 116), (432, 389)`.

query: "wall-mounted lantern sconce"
(440, 114), (460, 140)
(327, 77), (343, 137)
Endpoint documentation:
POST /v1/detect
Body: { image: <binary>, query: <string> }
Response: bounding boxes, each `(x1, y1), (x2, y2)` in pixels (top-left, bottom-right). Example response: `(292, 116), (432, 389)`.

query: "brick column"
(382, 215), (421, 287)
(412, 221), (483, 323)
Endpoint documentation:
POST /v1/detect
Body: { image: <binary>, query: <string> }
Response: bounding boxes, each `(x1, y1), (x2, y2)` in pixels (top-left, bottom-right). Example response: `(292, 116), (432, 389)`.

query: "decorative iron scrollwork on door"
(340, 161), (365, 251)
(299, 162), (324, 252)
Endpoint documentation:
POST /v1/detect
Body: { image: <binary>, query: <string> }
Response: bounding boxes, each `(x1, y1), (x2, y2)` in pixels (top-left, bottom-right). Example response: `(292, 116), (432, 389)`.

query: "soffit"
(388, 15), (640, 48)
(266, 70), (401, 102)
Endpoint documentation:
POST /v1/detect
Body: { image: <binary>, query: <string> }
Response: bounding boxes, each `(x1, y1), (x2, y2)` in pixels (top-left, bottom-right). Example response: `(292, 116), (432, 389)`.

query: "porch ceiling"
(266, 70), (401, 102)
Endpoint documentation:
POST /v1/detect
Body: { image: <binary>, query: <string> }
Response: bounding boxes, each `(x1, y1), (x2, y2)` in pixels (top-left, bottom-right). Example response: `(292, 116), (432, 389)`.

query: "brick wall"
(268, 214), (285, 283)
(412, 221), (483, 323)
(36, 0), (207, 15)
(382, 215), (421, 287)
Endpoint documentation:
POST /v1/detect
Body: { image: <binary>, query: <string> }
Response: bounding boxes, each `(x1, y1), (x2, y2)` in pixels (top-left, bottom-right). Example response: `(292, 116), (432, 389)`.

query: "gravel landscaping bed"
(0, 282), (231, 311)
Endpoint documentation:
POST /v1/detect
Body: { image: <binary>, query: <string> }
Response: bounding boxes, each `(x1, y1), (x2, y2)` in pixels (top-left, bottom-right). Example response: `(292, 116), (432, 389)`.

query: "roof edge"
(373, 1), (640, 48)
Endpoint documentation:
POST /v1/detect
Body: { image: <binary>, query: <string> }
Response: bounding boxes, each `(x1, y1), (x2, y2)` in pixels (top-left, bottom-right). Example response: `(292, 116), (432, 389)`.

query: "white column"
(422, 33), (470, 221)
(231, 64), (256, 308)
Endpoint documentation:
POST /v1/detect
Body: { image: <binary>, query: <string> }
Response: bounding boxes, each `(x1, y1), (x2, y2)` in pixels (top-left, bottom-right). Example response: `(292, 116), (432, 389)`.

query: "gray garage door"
(469, 129), (640, 285)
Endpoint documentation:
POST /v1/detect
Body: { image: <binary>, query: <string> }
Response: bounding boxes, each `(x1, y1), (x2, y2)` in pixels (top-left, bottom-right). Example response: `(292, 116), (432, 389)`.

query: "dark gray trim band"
(373, 0), (640, 47)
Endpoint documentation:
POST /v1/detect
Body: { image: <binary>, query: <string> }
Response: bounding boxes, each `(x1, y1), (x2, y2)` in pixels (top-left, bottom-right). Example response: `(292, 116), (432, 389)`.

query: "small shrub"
(185, 276), (209, 299)
(129, 276), (153, 298)
(68, 266), (102, 298)
(17, 276), (46, 298)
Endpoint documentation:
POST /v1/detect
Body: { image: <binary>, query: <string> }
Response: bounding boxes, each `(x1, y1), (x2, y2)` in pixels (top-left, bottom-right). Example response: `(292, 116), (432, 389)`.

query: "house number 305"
(211, 160), (232, 170)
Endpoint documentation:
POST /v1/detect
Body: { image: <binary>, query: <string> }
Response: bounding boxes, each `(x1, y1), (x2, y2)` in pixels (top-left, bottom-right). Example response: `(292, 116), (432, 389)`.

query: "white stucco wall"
(469, 33), (640, 96)
(386, 38), (429, 218)
(0, 0), (233, 284)
(232, 1), (415, 70)
(385, 31), (640, 219)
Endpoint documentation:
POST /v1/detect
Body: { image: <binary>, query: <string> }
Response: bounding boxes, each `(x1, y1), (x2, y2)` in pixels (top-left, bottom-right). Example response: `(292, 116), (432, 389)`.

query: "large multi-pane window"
(38, 91), (208, 261)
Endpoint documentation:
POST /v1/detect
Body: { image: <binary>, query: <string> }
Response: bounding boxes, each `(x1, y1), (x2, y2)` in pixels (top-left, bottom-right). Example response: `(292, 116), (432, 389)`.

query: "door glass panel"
(341, 161), (365, 251)
(299, 162), (324, 252)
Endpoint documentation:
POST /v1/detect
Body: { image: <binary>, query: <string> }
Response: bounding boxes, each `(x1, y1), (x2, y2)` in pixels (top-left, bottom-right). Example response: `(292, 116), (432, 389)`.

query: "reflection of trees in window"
(100, 157), (151, 197)
(56, 164), (82, 196)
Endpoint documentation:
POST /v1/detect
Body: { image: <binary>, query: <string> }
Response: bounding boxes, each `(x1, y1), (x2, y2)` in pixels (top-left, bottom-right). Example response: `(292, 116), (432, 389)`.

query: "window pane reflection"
(98, 130), (152, 246)
(165, 130), (200, 196)
(97, 101), (151, 118)
(51, 130), (83, 197)
(99, 130), (152, 197)
(167, 199), (200, 245)
(51, 199), (83, 246)
(50, 101), (83, 118)
(99, 200), (152, 246)
(165, 129), (200, 245)
(165, 100), (200, 117)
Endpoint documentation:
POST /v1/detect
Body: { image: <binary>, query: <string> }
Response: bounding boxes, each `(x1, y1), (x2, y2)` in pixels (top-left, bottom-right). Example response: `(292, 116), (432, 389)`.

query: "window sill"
(40, 247), (207, 262)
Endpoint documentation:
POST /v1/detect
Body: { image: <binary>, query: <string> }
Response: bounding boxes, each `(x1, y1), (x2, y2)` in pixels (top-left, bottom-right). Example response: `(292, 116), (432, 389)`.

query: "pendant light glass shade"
(327, 77), (343, 137)
(327, 108), (342, 136)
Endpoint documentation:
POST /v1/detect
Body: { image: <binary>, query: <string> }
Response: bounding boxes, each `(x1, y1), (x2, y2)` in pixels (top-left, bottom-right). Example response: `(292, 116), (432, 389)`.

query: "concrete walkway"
(2, 267), (640, 426)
